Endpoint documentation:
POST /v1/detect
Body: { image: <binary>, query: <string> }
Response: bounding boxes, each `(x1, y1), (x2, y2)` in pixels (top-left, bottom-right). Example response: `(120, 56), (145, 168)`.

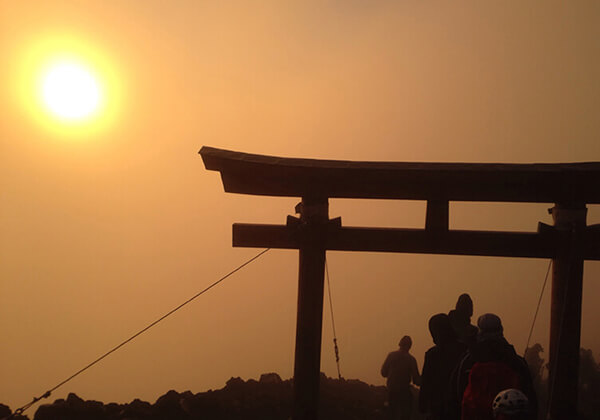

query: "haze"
(1, 0), (599, 411)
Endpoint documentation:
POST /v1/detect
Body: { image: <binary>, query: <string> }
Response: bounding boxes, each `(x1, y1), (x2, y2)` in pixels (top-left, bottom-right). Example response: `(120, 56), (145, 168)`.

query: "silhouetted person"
(448, 293), (477, 346)
(381, 335), (421, 420)
(523, 344), (544, 384)
(451, 314), (537, 420)
(419, 313), (467, 420)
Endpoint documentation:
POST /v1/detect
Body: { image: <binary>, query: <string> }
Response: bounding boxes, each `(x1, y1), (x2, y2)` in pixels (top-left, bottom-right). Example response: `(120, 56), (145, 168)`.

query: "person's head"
(399, 335), (412, 351)
(428, 313), (456, 345)
(477, 313), (504, 341)
(456, 293), (473, 317)
(492, 388), (530, 419)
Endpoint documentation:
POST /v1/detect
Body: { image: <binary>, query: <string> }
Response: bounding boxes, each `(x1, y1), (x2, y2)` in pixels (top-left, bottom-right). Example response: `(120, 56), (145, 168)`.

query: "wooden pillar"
(548, 203), (587, 419)
(292, 197), (328, 420)
(425, 199), (449, 232)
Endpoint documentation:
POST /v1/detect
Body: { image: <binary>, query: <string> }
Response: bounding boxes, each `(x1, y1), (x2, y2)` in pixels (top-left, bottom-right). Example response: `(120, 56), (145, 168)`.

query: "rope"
(7, 248), (270, 419)
(524, 259), (552, 355)
(325, 258), (342, 380)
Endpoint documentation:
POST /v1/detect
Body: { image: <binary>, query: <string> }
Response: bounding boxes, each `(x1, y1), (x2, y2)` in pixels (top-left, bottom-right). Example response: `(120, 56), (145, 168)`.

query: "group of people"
(381, 294), (537, 420)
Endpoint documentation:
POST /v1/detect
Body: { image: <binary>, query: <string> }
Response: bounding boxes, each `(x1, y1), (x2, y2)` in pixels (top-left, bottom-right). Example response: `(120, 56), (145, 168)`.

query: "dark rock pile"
(2, 373), (402, 420)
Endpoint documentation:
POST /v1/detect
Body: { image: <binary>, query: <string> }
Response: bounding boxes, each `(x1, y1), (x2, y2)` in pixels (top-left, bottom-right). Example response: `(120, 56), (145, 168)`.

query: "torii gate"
(200, 146), (600, 420)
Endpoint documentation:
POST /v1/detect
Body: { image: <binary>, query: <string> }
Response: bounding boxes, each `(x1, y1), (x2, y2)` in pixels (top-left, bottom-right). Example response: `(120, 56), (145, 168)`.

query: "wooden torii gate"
(200, 146), (600, 420)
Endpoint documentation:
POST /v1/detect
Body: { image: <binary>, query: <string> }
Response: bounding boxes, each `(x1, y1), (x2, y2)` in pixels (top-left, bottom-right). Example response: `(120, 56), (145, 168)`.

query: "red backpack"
(461, 361), (521, 420)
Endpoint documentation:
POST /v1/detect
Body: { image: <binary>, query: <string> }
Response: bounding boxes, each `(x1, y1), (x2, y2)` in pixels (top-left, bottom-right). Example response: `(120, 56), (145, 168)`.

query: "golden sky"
(1, 0), (599, 411)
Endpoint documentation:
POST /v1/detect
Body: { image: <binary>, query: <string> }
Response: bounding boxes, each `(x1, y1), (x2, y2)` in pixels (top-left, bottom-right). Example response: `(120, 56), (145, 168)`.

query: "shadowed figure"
(381, 335), (421, 420)
(448, 294), (477, 347)
(419, 313), (467, 420)
(451, 313), (537, 420)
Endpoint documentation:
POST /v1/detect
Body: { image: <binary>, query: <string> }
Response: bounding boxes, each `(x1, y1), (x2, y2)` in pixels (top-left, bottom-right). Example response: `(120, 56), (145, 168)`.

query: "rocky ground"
(1, 373), (420, 420)
(5, 345), (597, 420)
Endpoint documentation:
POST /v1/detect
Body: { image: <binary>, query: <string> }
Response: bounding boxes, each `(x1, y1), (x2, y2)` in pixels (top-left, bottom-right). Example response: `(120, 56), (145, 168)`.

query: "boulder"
(259, 373), (282, 384)
(154, 390), (189, 419)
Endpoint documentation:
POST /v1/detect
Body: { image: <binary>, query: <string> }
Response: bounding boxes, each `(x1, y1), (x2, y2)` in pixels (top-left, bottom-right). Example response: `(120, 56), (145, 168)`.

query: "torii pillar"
(549, 203), (587, 418)
(200, 146), (600, 420)
(292, 196), (328, 419)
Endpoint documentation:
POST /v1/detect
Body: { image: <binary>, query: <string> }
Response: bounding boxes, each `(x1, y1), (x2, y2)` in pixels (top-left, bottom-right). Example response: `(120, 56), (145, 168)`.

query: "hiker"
(448, 293), (478, 346)
(381, 335), (421, 420)
(492, 388), (532, 420)
(419, 313), (467, 420)
(451, 313), (537, 420)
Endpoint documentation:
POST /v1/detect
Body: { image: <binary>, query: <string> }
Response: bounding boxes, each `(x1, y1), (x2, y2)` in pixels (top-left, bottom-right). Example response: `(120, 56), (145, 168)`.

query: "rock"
(118, 398), (152, 420)
(104, 402), (122, 420)
(154, 390), (189, 419)
(180, 393), (222, 419)
(65, 393), (84, 406)
(34, 393), (106, 420)
(27, 373), (397, 419)
(259, 373), (282, 384)
(0, 404), (12, 419)
(224, 377), (245, 391)
(0, 404), (29, 420)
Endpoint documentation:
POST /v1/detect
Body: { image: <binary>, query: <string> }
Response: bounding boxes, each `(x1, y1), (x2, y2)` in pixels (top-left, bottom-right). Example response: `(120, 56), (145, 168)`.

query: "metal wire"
(325, 258), (342, 379)
(7, 248), (271, 418)
(524, 259), (552, 355)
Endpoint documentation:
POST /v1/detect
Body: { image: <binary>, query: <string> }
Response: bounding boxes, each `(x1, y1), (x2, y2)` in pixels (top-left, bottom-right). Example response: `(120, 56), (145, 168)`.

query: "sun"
(10, 34), (124, 137)
(41, 60), (101, 121)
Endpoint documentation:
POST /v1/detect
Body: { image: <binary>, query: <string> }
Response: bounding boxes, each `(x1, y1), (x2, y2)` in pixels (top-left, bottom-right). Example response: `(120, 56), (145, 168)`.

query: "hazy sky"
(1, 0), (599, 412)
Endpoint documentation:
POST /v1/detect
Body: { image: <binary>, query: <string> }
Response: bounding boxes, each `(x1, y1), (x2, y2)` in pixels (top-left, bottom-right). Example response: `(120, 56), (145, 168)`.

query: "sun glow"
(41, 60), (102, 120)
(13, 35), (123, 136)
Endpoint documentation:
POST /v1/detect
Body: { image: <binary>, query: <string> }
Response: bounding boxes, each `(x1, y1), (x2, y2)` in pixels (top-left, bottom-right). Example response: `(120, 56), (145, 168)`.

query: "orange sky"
(1, 0), (599, 412)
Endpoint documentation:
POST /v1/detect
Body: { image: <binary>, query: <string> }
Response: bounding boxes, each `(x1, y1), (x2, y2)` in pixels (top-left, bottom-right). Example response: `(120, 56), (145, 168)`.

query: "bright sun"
(41, 60), (101, 121)
(13, 35), (122, 135)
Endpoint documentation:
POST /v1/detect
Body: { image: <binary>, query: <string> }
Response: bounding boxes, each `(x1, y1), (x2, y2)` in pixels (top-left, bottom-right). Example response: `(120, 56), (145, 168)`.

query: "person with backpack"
(451, 313), (537, 420)
(419, 313), (467, 420)
(381, 335), (421, 420)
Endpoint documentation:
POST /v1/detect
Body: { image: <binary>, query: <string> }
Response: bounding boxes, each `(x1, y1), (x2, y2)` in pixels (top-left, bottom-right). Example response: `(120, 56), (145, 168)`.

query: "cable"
(524, 259), (552, 355)
(8, 248), (270, 418)
(325, 258), (342, 380)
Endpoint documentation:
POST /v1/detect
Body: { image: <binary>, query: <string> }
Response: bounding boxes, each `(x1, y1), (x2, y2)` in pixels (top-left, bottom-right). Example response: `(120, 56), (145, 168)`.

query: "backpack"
(461, 361), (521, 420)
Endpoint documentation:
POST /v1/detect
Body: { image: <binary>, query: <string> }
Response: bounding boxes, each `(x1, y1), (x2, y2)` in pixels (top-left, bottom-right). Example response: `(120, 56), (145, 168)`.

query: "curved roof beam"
(200, 146), (600, 203)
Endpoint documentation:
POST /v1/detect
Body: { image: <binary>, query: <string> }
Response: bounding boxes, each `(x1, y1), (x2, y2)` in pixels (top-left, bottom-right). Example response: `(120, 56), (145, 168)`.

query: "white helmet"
(492, 388), (529, 416)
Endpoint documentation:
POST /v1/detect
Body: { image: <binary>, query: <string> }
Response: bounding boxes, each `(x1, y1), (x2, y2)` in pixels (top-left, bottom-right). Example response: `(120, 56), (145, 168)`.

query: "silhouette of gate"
(200, 146), (600, 420)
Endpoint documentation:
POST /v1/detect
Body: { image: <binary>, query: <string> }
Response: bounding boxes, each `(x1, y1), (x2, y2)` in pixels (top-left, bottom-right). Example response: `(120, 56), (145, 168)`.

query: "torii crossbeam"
(200, 146), (600, 420)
